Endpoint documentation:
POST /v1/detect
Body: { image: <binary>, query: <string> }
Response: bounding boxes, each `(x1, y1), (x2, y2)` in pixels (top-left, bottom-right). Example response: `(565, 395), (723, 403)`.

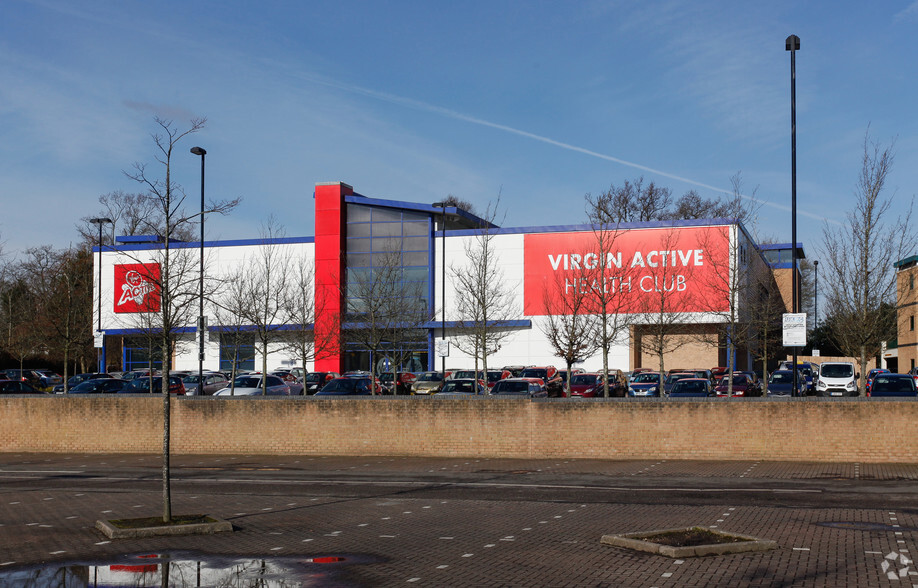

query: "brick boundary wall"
(1, 396), (915, 463)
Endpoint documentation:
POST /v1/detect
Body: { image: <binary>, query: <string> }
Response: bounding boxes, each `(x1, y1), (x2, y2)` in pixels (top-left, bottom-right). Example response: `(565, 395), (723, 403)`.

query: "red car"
(520, 366), (563, 397)
(714, 373), (762, 397)
(569, 373), (603, 397)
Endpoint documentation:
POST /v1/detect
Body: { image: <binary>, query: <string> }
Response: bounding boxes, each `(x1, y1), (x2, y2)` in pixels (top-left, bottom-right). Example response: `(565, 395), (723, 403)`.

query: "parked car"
(0, 379), (44, 394)
(714, 373), (762, 397)
(379, 372), (416, 395)
(120, 375), (186, 395)
(484, 369), (512, 390)
(866, 368), (890, 394)
(182, 372), (229, 396)
(668, 378), (714, 397)
(53, 373), (114, 393)
(519, 366), (563, 397)
(501, 365), (530, 377)
(663, 372), (696, 395)
(315, 377), (373, 396)
(436, 379), (487, 396)
(303, 371), (340, 394)
(815, 362), (858, 397)
(3, 369), (44, 386)
(766, 370), (806, 397)
(490, 377), (547, 398)
(779, 361), (818, 393)
(868, 373), (917, 397)
(68, 378), (130, 394)
(569, 373), (602, 397)
(213, 374), (291, 396)
(628, 371), (662, 397)
(341, 371), (383, 394)
(35, 369), (63, 387)
(412, 371), (446, 395)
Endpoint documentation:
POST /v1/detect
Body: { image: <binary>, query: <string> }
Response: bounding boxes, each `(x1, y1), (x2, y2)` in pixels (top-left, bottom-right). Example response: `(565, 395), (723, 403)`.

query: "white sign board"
(94, 331), (104, 349)
(436, 340), (450, 358)
(782, 313), (807, 347)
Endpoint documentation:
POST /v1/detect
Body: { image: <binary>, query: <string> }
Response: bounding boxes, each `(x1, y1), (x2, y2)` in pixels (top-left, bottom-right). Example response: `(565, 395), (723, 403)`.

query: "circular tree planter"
(601, 526), (776, 558)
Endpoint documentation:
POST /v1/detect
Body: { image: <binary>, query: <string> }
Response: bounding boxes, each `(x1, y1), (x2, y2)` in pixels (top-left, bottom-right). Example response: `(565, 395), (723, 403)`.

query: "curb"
(600, 527), (777, 558)
(95, 517), (233, 539)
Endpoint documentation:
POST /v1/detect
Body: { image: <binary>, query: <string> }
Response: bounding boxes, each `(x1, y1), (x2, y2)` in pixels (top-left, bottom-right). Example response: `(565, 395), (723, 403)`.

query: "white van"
(815, 362), (858, 397)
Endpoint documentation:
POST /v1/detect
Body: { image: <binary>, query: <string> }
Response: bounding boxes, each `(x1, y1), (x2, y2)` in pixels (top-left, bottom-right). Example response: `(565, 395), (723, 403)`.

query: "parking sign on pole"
(782, 313), (807, 347)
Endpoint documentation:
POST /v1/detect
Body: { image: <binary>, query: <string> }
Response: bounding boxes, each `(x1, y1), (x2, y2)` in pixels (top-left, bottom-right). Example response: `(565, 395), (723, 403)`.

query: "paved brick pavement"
(1, 454), (917, 586)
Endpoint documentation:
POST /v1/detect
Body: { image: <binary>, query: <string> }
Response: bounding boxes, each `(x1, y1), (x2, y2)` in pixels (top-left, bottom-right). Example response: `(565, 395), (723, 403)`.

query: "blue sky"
(2, 1), (917, 260)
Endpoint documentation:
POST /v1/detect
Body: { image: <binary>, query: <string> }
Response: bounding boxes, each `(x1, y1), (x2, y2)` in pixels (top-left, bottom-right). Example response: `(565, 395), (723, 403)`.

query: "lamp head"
(785, 35), (800, 51)
(89, 217), (113, 225)
(190, 146), (207, 156)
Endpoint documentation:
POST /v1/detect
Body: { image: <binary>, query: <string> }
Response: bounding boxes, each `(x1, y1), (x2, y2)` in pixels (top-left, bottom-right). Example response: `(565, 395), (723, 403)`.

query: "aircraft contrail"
(299, 72), (833, 223)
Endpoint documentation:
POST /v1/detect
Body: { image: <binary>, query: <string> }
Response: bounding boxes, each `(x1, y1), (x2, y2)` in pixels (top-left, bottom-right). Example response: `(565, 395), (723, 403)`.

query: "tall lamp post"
(813, 260), (819, 330)
(190, 146), (206, 393)
(786, 34), (801, 395)
(89, 217), (113, 373)
(432, 202), (448, 384)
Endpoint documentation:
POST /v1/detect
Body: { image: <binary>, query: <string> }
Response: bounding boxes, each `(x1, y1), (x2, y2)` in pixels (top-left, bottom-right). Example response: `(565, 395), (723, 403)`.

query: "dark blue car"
(668, 378), (713, 397)
(766, 370), (806, 397)
(316, 377), (372, 396)
(868, 374), (917, 397)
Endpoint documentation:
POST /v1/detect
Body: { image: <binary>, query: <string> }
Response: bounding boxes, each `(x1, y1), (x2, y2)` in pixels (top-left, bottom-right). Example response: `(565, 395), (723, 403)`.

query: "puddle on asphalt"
(0, 551), (375, 587)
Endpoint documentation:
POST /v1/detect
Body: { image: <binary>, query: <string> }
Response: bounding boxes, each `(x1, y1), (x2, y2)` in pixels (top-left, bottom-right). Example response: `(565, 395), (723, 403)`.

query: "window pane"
(347, 237), (372, 252)
(371, 208), (402, 222)
(402, 221), (428, 237)
(347, 205), (372, 222)
(373, 222), (402, 238)
(403, 251), (428, 266)
(347, 222), (372, 238)
(401, 236), (428, 251)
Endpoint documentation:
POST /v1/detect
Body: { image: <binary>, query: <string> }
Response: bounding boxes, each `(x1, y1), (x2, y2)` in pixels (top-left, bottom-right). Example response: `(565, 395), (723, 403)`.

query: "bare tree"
(20, 246), (94, 390)
(820, 132), (917, 395)
(692, 173), (763, 394)
(218, 220), (293, 394)
(77, 190), (196, 247)
(581, 192), (639, 397)
(593, 177), (673, 224)
(539, 271), (599, 396)
(120, 116), (239, 523)
(450, 199), (518, 381)
(745, 263), (786, 385)
(279, 258), (339, 374)
(633, 228), (700, 390)
(344, 246), (429, 391)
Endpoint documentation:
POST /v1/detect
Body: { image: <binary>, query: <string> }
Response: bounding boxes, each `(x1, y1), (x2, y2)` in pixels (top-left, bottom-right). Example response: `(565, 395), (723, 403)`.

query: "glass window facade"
(219, 333), (255, 372)
(343, 204), (431, 373)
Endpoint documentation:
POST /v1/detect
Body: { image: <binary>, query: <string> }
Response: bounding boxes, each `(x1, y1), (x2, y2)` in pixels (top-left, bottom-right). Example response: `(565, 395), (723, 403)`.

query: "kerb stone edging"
(600, 527), (778, 558)
(95, 517), (233, 539)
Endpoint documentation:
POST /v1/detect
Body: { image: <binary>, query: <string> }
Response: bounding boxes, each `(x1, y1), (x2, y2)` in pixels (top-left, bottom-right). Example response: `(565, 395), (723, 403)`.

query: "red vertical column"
(314, 182), (352, 372)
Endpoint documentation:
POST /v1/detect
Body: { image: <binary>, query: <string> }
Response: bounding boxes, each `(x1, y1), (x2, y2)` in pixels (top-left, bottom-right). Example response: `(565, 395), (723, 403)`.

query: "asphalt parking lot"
(2, 453), (918, 586)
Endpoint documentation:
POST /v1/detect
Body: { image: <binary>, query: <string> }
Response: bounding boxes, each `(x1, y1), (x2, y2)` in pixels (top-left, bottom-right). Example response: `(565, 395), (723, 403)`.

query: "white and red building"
(93, 182), (798, 375)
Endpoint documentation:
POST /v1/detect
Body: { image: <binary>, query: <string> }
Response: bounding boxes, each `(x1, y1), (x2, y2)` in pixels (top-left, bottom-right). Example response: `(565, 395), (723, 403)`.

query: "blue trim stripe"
(443, 217), (739, 238)
(97, 235), (315, 253)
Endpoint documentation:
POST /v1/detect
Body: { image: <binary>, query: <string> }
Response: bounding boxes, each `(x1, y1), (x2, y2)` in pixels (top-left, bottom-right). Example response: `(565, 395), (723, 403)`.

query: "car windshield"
(718, 376), (749, 385)
(821, 364), (854, 378)
(632, 373), (660, 383)
(571, 374), (598, 385)
(417, 373), (442, 382)
(873, 377), (914, 392)
(442, 381), (476, 393)
(233, 376), (263, 388)
(672, 381), (706, 393)
(666, 373), (692, 384)
(452, 371), (476, 379)
(493, 381), (530, 393)
(305, 373), (325, 382)
(769, 371), (792, 383)
(486, 371), (504, 382)
(183, 375), (202, 383)
(520, 369), (547, 379)
(322, 379), (366, 392)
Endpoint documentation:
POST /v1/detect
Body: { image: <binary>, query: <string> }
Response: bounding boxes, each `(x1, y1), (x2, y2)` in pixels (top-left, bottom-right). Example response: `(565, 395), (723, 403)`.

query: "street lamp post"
(191, 146), (206, 394)
(89, 217), (113, 373)
(786, 34), (801, 395)
(813, 260), (819, 330)
(432, 202), (448, 384)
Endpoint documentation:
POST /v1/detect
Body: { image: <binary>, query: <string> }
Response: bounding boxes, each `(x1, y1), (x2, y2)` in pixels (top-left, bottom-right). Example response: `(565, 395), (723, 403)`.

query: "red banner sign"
(114, 263), (161, 313)
(523, 226), (730, 316)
